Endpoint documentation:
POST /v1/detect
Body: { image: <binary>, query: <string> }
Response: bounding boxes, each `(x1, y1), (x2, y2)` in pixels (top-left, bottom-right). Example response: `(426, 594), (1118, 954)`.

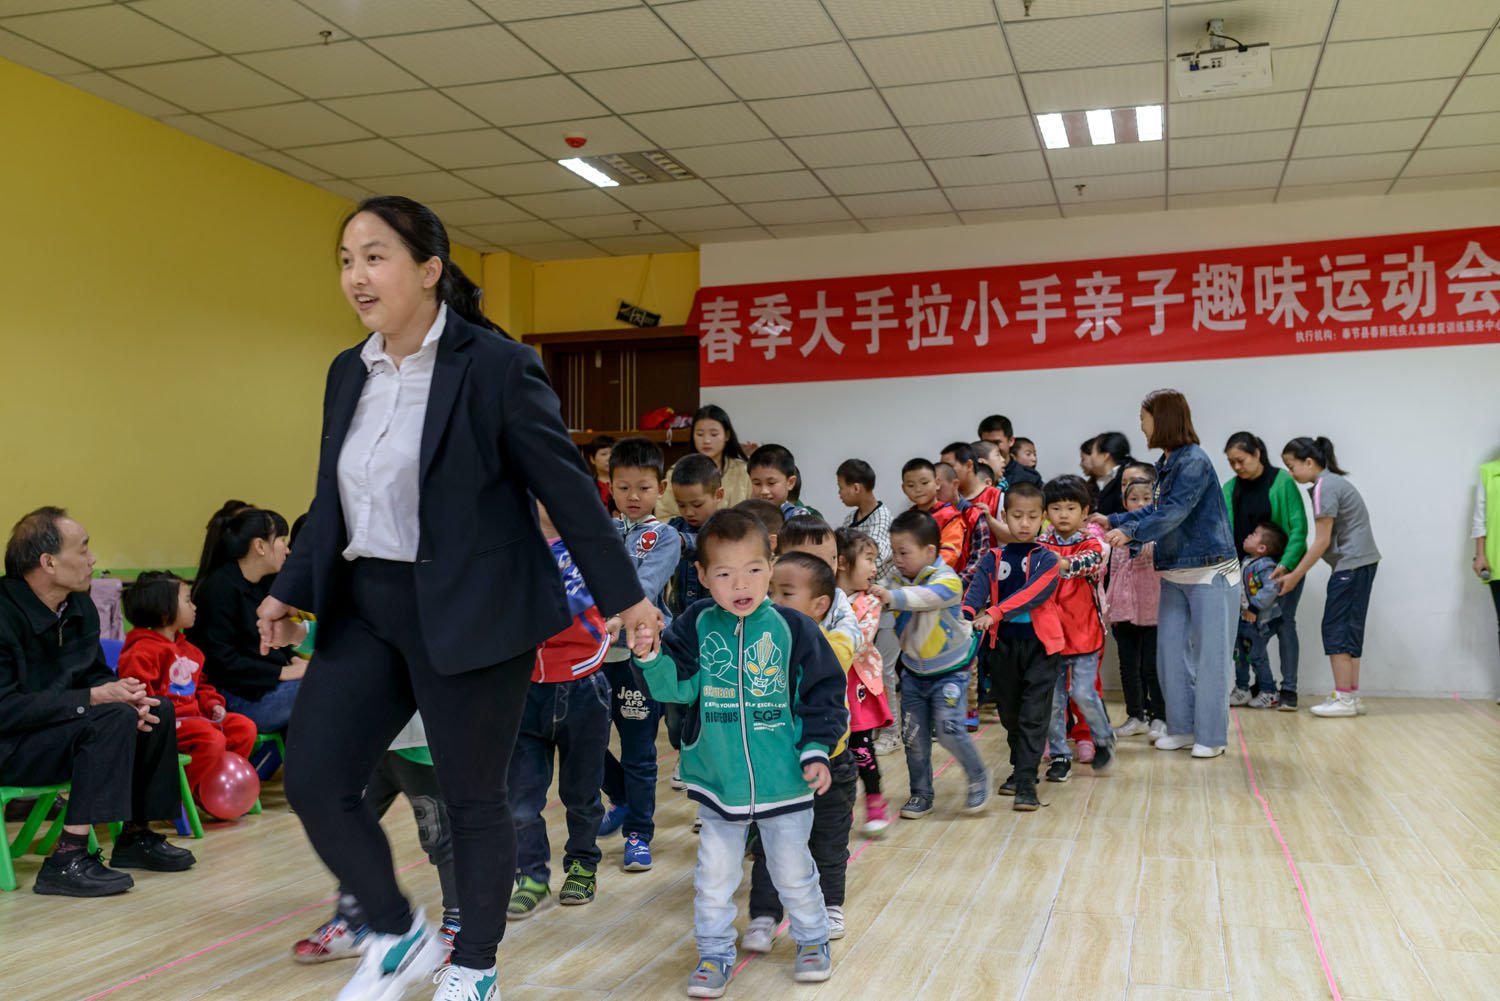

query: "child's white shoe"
(432, 965), (498, 1001)
(335, 909), (446, 1001)
(742, 915), (777, 953)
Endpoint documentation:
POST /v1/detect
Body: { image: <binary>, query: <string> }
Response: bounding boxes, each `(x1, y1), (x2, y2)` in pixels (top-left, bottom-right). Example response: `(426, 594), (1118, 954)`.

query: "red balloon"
(197, 752), (261, 820)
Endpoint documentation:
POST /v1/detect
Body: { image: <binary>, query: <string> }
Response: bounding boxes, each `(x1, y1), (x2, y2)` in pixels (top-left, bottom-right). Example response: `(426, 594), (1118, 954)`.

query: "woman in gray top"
(1277, 437), (1381, 719)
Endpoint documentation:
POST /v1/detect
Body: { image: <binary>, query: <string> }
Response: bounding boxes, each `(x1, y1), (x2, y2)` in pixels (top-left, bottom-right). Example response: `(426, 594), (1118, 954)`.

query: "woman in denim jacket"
(1093, 390), (1240, 758)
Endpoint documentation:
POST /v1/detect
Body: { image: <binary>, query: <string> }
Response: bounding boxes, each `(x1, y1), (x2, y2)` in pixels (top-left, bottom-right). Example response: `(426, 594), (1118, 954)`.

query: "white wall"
(699, 189), (1500, 698)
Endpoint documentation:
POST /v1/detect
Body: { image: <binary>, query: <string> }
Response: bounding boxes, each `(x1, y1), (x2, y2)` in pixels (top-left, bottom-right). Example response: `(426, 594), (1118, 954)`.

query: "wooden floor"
(4, 696), (1499, 1001)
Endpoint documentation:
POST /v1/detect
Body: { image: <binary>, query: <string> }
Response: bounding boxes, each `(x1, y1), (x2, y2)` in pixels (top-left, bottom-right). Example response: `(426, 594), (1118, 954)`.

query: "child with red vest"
(117, 572), (257, 800)
(902, 458), (969, 571)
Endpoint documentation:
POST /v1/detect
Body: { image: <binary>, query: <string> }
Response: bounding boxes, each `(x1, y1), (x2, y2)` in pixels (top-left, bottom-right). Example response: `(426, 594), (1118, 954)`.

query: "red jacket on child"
(117, 628), (226, 718)
(1037, 529), (1107, 656)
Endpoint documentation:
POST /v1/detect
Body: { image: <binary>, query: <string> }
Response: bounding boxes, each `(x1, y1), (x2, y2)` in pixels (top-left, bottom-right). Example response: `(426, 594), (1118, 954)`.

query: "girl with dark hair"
(1278, 437), (1381, 718)
(1093, 390), (1239, 758)
(255, 195), (657, 1001)
(656, 403), (753, 517)
(1221, 432), (1309, 710)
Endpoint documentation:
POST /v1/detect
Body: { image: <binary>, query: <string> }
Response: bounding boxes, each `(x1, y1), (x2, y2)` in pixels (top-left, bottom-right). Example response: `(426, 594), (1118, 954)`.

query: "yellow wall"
(527, 251), (699, 335)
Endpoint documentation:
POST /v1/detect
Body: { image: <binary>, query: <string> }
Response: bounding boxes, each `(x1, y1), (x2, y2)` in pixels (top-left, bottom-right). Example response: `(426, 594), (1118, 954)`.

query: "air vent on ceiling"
(580, 150), (697, 185)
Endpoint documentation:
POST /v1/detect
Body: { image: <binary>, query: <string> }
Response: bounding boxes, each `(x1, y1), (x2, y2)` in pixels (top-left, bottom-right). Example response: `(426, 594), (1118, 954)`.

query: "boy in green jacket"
(633, 509), (847, 998)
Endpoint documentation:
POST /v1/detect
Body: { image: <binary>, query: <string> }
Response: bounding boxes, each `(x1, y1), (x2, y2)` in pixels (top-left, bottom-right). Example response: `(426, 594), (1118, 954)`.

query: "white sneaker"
(335, 909), (447, 1001)
(1115, 717), (1149, 737)
(1246, 691), (1280, 710)
(1148, 718), (1167, 740)
(670, 762), (686, 791)
(1190, 744), (1226, 759)
(826, 905), (845, 940)
(742, 915), (778, 953)
(1229, 687), (1252, 706)
(431, 965), (497, 1001)
(872, 732), (901, 756)
(1154, 733), (1195, 751)
(1309, 691), (1359, 718)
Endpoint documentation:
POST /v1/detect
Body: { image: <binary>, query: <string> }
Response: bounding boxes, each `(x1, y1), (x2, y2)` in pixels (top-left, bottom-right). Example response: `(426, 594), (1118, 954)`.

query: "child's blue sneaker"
(687, 959), (730, 998)
(793, 942), (832, 982)
(597, 802), (627, 838)
(622, 833), (652, 871)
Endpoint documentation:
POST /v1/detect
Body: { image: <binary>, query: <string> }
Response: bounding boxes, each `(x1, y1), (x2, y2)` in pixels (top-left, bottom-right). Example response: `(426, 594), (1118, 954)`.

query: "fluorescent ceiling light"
(1085, 108), (1115, 146)
(1136, 104), (1163, 142)
(1037, 112), (1069, 149)
(558, 157), (618, 188)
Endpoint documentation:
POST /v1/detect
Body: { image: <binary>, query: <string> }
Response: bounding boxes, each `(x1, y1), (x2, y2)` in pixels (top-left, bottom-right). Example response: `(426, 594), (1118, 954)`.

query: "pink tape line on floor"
(1451, 691), (1500, 727)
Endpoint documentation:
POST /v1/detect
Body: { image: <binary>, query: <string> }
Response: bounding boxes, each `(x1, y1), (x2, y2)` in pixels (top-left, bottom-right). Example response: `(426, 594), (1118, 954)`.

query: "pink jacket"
(1105, 543), (1159, 626)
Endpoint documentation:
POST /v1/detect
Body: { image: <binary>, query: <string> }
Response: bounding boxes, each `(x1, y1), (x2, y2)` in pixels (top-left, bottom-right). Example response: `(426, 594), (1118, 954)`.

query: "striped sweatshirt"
(885, 559), (974, 676)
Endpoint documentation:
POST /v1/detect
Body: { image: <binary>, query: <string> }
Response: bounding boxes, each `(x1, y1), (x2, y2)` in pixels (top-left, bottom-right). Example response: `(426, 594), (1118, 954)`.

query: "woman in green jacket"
(1222, 432), (1309, 709)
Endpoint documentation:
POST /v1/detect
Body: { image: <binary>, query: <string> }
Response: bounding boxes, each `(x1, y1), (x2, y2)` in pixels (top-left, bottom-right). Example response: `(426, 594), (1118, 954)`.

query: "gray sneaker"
(793, 943), (832, 983)
(742, 915), (777, 953)
(899, 796), (933, 819)
(963, 775), (990, 814)
(826, 905), (845, 940)
(687, 959), (730, 998)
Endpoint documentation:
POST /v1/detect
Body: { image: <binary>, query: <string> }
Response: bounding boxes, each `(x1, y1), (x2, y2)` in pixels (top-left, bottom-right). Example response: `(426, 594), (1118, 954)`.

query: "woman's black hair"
(692, 404), (746, 463)
(1224, 431), (1273, 467)
(1282, 436), (1348, 475)
(581, 435), (616, 464)
(1094, 431), (1132, 465)
(123, 571), (186, 630)
(193, 503), (288, 597)
(341, 195), (506, 337)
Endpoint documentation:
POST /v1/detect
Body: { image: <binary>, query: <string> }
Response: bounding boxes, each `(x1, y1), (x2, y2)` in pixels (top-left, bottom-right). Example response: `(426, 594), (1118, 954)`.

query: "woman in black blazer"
(257, 196), (658, 1001)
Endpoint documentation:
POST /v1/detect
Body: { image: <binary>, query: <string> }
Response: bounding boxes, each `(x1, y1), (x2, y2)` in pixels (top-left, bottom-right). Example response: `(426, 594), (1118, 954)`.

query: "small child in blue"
(665, 452), (726, 791)
(598, 437), (681, 873)
(1231, 522), (1289, 709)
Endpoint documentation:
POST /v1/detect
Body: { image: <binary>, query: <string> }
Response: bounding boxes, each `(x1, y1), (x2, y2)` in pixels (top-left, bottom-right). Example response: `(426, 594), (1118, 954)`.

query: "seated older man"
(0, 507), (194, 896)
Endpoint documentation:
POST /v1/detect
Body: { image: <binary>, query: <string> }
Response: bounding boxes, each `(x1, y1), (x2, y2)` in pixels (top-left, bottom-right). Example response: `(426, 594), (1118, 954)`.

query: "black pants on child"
(848, 729), (881, 797)
(984, 634), (1060, 784)
(748, 749), (858, 915)
(1112, 622), (1163, 722)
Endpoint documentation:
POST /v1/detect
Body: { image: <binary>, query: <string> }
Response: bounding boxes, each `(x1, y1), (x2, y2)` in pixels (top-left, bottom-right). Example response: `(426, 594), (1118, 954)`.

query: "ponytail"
(193, 503), (288, 597)
(436, 258), (500, 334)
(1282, 436), (1348, 476)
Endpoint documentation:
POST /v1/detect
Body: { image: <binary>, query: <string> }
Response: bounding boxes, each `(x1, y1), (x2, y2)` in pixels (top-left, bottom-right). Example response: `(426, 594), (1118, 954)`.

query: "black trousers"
(1112, 622), (1163, 722)
(984, 634), (1060, 783)
(0, 700), (180, 827)
(748, 749), (857, 916)
(284, 559), (532, 970)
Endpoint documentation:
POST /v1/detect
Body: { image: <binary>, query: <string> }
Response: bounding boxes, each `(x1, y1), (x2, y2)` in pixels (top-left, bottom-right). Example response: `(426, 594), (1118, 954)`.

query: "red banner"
(690, 226), (1500, 387)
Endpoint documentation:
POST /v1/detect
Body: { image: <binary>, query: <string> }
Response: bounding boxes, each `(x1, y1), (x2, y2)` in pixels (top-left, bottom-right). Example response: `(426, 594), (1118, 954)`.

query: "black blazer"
(272, 310), (645, 675)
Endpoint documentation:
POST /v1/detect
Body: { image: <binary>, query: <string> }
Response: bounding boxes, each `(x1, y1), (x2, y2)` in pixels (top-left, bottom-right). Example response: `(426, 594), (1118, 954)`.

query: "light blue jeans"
(1047, 653), (1115, 759)
(695, 808), (826, 965)
(1157, 576), (1237, 748)
(900, 668), (988, 802)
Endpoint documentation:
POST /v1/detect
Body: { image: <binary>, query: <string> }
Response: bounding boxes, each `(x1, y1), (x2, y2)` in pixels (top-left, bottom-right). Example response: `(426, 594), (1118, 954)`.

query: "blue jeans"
(695, 809), (826, 965)
(509, 672), (612, 883)
(1234, 618), (1276, 693)
(600, 659), (660, 842)
(224, 679), (301, 733)
(1266, 578), (1302, 694)
(1047, 653), (1115, 759)
(900, 667), (988, 802)
(1157, 576), (1237, 747)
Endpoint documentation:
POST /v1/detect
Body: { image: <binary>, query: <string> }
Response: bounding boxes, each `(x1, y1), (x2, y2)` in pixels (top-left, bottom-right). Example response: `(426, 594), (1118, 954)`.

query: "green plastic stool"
(249, 733), (285, 816)
(0, 784), (99, 892)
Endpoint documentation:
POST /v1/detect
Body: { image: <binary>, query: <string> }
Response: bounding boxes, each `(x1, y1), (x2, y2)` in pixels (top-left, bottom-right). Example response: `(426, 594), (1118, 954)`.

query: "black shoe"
(1013, 783), (1040, 812)
(5, 794), (67, 823)
(33, 849), (134, 897)
(1278, 691), (1298, 711)
(1046, 758), (1071, 783)
(997, 772), (1018, 796)
(110, 829), (196, 872)
(1091, 745), (1114, 773)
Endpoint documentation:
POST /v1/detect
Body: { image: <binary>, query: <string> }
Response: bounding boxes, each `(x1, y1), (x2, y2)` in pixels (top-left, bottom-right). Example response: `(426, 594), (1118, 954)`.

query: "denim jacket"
(1108, 443), (1237, 571)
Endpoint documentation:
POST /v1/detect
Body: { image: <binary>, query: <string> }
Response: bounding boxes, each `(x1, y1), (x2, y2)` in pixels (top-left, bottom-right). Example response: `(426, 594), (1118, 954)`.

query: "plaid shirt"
(842, 502), (894, 584)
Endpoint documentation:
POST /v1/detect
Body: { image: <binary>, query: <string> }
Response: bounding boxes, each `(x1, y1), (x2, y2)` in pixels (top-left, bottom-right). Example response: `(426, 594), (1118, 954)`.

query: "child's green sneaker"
(507, 874), (551, 920)
(558, 860), (596, 906)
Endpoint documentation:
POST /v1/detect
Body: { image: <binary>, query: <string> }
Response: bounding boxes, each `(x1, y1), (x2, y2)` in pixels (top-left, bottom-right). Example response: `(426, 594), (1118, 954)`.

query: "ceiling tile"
(1278, 179), (1391, 201)
(1170, 189), (1277, 209)
(316, 178), (375, 201)
(0, 0), (115, 13)
(297, 0), (489, 37)
(1446, 74), (1500, 115)
(1164, 0), (1336, 51)
(556, 214), (662, 238)
(5, 5), (210, 66)
(944, 179), (1056, 210)
(1061, 195), (1165, 218)
(1052, 171), (1164, 202)
(786, 129), (918, 168)
(1423, 111), (1500, 149)
(1473, 30), (1500, 75)
(672, 139), (804, 177)
(208, 101), (371, 146)
(1008, 9), (1164, 73)
(852, 26), (1013, 87)
(1279, 151), (1409, 185)
(112, 57), (298, 113)
(708, 43), (869, 101)
(240, 42), (423, 100)
(0, 25), (88, 73)
(817, 161), (933, 195)
(426, 197), (532, 226)
(655, 0), (840, 57)
(322, 89), (487, 136)
(1302, 79), (1457, 129)
(475, 0), (640, 19)
(841, 188), (951, 218)
(996, 0), (1158, 22)
(574, 61), (737, 113)
(1292, 119), (1433, 159)
(368, 25), (553, 88)
(508, 239), (607, 261)
(458, 161), (592, 194)
(642, 204), (756, 230)
(61, 71), (182, 116)
(626, 104), (771, 147)
(863, 213), (963, 232)
(590, 233), (694, 254)
(504, 116), (653, 158)
(711, 169), (829, 202)
(750, 90), (895, 137)
(1169, 161), (1286, 195)
(243, 149), (332, 181)
(508, 8), (693, 71)
(1403, 143), (1500, 177)
(821, 0), (996, 38)
(927, 150), (1049, 186)
(159, 113), (263, 152)
(1047, 140), (1164, 178)
(959, 205), (1061, 224)
(884, 77), (1027, 128)
(394, 129), (537, 169)
(744, 197), (851, 225)
(1315, 33), (1487, 88)
(1022, 62), (1163, 113)
(1168, 91), (1305, 137)
(605, 178), (727, 210)
(1169, 130), (1293, 169)
(128, 0), (343, 52)
(1390, 170), (1500, 194)
(507, 188), (627, 218)
(446, 76), (608, 127)
(1329, 0), (1497, 41)
(766, 220), (867, 238)
(676, 227), (771, 245)
(467, 220), (574, 243)
(287, 138), (432, 176)
(906, 117), (1038, 158)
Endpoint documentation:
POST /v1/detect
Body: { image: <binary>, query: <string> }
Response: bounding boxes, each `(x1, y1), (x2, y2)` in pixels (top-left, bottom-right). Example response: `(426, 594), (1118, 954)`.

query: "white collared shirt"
(338, 304), (447, 562)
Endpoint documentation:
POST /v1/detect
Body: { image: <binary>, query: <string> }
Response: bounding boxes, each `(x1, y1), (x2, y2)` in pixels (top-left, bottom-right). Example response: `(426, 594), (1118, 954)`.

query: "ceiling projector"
(1174, 19), (1272, 98)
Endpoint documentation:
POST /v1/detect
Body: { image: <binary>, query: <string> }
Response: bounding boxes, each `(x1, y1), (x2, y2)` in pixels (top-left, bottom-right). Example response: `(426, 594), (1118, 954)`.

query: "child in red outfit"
(118, 572), (257, 800)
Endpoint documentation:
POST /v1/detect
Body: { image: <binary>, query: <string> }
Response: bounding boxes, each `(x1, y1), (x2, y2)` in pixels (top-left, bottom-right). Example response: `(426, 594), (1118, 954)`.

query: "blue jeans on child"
(900, 666), (988, 802)
(226, 679), (301, 779)
(1234, 618), (1277, 694)
(1047, 652), (1116, 759)
(600, 658), (660, 842)
(510, 671), (612, 884)
(695, 808), (827, 965)
(1157, 576), (1237, 748)
(1266, 578), (1302, 695)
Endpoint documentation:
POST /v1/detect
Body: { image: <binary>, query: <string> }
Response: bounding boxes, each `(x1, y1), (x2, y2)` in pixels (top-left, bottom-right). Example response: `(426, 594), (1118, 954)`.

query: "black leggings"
(848, 728), (881, 797)
(285, 559), (531, 971)
(1491, 581), (1500, 651)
